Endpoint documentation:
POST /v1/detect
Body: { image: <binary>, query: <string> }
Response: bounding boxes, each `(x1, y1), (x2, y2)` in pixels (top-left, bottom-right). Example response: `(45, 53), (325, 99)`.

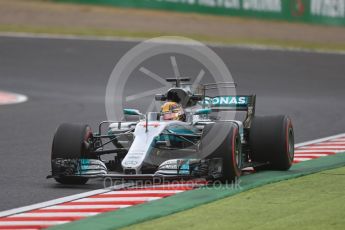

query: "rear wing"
(204, 95), (255, 112)
(200, 82), (256, 128)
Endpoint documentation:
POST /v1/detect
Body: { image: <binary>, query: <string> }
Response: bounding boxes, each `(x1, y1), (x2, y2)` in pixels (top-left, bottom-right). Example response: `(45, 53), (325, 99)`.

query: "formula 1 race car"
(47, 78), (294, 184)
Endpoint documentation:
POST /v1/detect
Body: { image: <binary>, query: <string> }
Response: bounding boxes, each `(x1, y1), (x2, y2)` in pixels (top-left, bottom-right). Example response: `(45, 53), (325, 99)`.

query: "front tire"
(51, 123), (93, 185)
(202, 122), (242, 183)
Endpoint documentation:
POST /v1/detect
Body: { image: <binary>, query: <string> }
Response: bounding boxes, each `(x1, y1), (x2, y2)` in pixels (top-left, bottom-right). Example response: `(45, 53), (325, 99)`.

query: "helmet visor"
(163, 112), (179, 120)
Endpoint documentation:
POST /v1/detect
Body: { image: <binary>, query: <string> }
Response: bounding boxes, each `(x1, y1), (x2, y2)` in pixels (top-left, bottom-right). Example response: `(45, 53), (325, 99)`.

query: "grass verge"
(122, 166), (345, 230)
(1, 24), (345, 53)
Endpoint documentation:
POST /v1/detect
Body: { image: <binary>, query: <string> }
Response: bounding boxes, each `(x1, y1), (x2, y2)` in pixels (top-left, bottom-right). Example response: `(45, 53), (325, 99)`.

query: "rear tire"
(51, 123), (93, 185)
(202, 122), (242, 183)
(249, 115), (294, 170)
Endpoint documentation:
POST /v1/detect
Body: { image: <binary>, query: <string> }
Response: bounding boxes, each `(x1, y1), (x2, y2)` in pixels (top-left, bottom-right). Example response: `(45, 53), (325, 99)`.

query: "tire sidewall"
(202, 122), (242, 182)
(250, 115), (294, 170)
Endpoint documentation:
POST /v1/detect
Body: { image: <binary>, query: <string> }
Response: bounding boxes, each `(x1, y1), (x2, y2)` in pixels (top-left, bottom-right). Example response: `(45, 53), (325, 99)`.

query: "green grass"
(121, 166), (345, 230)
(1, 24), (345, 52)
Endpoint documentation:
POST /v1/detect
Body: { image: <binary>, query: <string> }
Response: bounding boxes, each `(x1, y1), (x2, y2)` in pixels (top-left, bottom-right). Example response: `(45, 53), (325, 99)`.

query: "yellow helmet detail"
(161, 102), (185, 121)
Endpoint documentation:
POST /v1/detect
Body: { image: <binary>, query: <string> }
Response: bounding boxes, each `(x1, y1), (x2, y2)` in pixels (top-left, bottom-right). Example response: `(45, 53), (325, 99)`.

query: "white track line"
(312, 143), (345, 145)
(1, 32), (344, 55)
(294, 150), (341, 153)
(298, 146), (345, 149)
(294, 154), (329, 157)
(4, 229), (37, 230)
(42, 205), (131, 210)
(295, 133), (345, 148)
(105, 190), (185, 194)
(132, 183), (205, 188)
(293, 158), (312, 162)
(72, 197), (160, 202)
(12, 213), (99, 217)
(0, 183), (133, 218)
(0, 221), (68, 226)
(330, 138), (345, 142)
(317, 140), (345, 142)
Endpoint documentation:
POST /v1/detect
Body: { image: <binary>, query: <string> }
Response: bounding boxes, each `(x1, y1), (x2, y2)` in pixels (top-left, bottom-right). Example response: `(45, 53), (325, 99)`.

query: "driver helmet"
(161, 102), (185, 121)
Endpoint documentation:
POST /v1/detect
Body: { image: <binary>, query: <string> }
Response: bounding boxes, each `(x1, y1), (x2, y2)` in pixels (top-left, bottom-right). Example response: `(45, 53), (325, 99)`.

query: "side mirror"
(155, 94), (167, 101)
(194, 108), (212, 115)
(123, 109), (141, 116)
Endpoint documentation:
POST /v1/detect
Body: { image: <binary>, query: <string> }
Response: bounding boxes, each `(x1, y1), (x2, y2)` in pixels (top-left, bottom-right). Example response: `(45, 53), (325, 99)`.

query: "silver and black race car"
(48, 78), (294, 184)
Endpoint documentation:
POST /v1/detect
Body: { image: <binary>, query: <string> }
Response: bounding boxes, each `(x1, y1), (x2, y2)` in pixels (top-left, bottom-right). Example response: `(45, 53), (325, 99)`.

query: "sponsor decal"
(311, 0), (345, 18)
(242, 0), (282, 12)
(291, 0), (306, 16)
(204, 96), (248, 107)
(157, 0), (240, 9)
(160, 163), (178, 170)
(123, 160), (139, 166)
(124, 155), (142, 166)
(130, 152), (145, 156)
(156, 0), (281, 12)
(198, 0), (240, 8)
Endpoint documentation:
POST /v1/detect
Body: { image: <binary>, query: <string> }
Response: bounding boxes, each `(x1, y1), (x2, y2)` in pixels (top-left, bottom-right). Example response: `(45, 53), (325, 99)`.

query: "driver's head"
(161, 102), (185, 121)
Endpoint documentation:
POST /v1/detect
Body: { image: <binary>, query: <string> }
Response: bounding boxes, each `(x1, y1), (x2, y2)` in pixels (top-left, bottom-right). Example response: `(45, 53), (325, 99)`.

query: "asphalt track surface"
(0, 36), (344, 211)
